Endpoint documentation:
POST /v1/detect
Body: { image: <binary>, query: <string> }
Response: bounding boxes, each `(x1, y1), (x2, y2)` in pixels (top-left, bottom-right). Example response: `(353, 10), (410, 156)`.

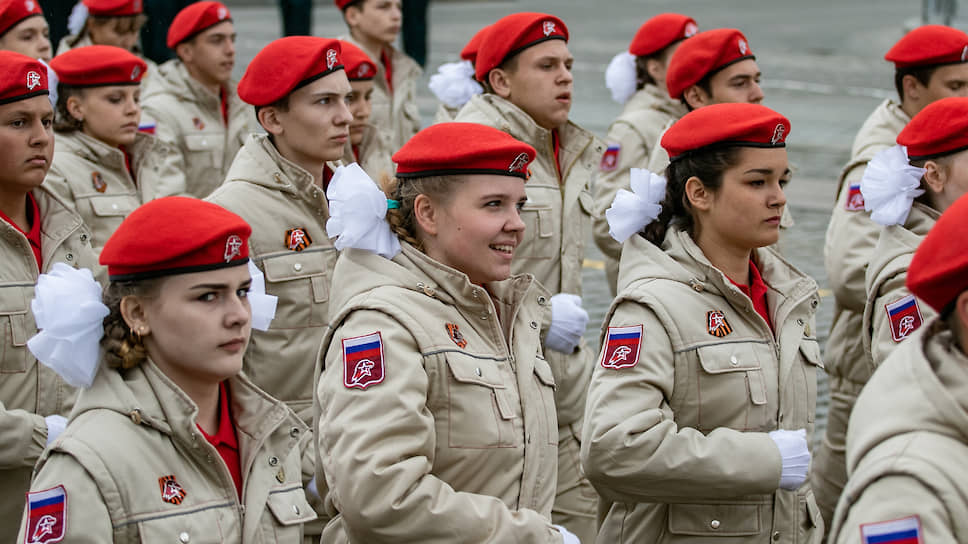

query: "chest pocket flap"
(90, 195), (136, 217)
(0, 288), (30, 372)
(696, 342), (769, 407)
(266, 485), (317, 526)
(578, 190), (597, 218)
(446, 355), (506, 389)
(533, 356), (556, 389)
(799, 339), (823, 369)
(668, 503), (762, 536)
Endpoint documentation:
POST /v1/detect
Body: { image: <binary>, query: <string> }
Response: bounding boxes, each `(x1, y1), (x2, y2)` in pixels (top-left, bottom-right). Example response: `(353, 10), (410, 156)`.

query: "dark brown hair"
(68, 14), (147, 48)
(100, 278), (162, 370)
(894, 65), (939, 102)
(53, 84), (84, 132)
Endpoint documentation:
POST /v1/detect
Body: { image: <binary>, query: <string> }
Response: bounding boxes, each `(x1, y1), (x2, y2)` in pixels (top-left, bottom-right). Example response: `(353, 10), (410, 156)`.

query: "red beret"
(50, 45), (147, 86)
(82, 0), (142, 16)
(0, 0), (42, 37)
(897, 96), (968, 160)
(460, 24), (491, 65)
(629, 13), (698, 57)
(333, 0), (356, 9)
(666, 28), (754, 100)
(166, 1), (231, 48)
(393, 123), (536, 179)
(885, 25), (968, 69)
(907, 192), (968, 312)
(238, 37), (343, 107)
(339, 40), (376, 81)
(0, 50), (47, 104)
(475, 12), (568, 81)
(100, 197), (252, 281)
(661, 103), (790, 161)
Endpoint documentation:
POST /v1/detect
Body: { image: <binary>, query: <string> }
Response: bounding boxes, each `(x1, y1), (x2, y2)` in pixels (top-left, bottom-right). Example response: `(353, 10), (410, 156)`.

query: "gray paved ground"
(229, 0), (929, 437)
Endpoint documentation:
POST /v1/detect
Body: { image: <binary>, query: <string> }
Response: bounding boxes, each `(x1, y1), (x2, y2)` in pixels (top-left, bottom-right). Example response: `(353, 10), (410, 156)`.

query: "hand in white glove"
(769, 428), (810, 490)
(553, 524), (581, 544)
(45, 415), (67, 447)
(546, 293), (589, 353)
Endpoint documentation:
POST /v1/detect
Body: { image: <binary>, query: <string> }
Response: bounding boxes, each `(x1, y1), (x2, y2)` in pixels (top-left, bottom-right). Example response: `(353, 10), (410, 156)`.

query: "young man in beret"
(455, 12), (603, 542)
(0, 51), (97, 541)
(815, 24), (968, 527)
(141, 1), (256, 199)
(335, 0), (420, 151)
(338, 39), (393, 182)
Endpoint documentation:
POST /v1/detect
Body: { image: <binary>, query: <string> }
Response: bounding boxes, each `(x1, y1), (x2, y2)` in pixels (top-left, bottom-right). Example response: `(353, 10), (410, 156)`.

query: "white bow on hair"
(428, 60), (483, 109)
(606, 168), (666, 243)
(605, 51), (637, 105)
(39, 58), (57, 108)
(326, 163), (402, 259)
(860, 145), (926, 226)
(67, 0), (88, 37)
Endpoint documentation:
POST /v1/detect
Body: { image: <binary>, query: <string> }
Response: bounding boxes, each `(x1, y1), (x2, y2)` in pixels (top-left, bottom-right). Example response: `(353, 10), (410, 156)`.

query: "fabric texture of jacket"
(314, 243), (562, 543)
(20, 359), (315, 543)
(0, 185), (97, 541)
(582, 229), (824, 544)
(141, 59), (256, 198)
(829, 322), (968, 543)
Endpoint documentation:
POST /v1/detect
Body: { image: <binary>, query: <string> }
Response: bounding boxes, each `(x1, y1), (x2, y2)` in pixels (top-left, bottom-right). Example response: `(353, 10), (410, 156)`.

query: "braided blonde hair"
(100, 279), (161, 370)
(379, 173), (464, 251)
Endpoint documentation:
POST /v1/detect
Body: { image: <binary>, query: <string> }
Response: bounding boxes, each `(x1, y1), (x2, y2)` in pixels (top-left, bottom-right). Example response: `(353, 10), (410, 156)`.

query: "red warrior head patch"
(25, 485), (66, 544)
(845, 183), (865, 211)
(159, 475), (186, 504)
(193, 117), (205, 130)
(446, 323), (467, 348)
(600, 143), (620, 172)
(91, 171), (106, 193)
(885, 294), (923, 342)
(285, 227), (313, 252)
(600, 325), (643, 369)
(707, 310), (733, 337)
(342, 332), (385, 389)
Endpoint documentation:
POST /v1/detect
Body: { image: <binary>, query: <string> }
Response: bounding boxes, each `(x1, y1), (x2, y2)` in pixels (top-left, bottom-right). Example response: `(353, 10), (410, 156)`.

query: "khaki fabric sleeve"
(317, 310), (562, 544)
(581, 300), (783, 503)
(138, 106), (190, 200)
(0, 402), (45, 469)
(832, 475), (956, 544)
(825, 166), (883, 314)
(644, 138), (670, 176)
(592, 121), (649, 261)
(40, 169), (79, 213)
(870, 280), (934, 369)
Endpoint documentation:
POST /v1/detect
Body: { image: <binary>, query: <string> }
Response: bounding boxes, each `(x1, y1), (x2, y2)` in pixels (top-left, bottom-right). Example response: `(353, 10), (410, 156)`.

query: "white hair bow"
(67, 0), (88, 37)
(606, 168), (666, 243)
(27, 263), (108, 388)
(428, 60), (483, 109)
(246, 260), (277, 332)
(860, 145), (926, 226)
(605, 51), (637, 104)
(39, 59), (57, 108)
(326, 163), (401, 259)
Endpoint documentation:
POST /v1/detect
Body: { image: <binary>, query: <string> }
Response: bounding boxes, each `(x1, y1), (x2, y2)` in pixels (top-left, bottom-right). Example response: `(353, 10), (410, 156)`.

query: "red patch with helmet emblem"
(601, 325), (642, 369)
(885, 295), (923, 342)
(25, 485), (67, 544)
(600, 143), (620, 172)
(91, 172), (106, 193)
(446, 323), (467, 348)
(285, 228), (312, 251)
(343, 332), (385, 389)
(158, 475), (186, 504)
(707, 310), (733, 337)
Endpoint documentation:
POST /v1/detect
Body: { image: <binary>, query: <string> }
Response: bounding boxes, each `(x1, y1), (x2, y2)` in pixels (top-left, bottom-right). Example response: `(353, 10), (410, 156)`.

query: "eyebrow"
(189, 280), (252, 290)
(744, 168), (792, 175)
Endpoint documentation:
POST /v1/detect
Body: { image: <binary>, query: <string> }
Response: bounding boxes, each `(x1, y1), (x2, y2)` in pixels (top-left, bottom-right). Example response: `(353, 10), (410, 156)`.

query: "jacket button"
(480, 314), (488, 320)
(80, 234), (88, 242)
(811, 299), (819, 308)
(66, 253), (74, 261)
(290, 427), (300, 438)
(773, 531), (781, 540)
(276, 467), (286, 483)
(729, 356), (739, 366)
(475, 368), (482, 377)
(710, 520), (721, 529)
(537, 295), (547, 305)
(292, 504), (301, 515)
(691, 283), (703, 292)
(796, 318), (804, 326)
(179, 532), (190, 543)
(128, 410), (142, 425)
(530, 321), (538, 329)
(293, 263), (302, 271)
(268, 456), (279, 466)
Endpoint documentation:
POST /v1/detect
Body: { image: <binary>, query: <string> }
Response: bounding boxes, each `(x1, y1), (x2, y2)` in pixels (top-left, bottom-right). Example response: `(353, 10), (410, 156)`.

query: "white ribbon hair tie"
(860, 145), (926, 226)
(246, 260), (277, 332)
(605, 51), (637, 105)
(428, 60), (483, 109)
(326, 163), (402, 259)
(27, 263), (109, 388)
(39, 59), (58, 108)
(606, 168), (667, 243)
(67, 1), (88, 37)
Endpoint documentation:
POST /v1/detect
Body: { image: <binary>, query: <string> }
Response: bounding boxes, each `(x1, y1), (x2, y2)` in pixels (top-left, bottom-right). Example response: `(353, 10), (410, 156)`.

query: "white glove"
(546, 294), (588, 353)
(769, 428), (810, 490)
(45, 415), (67, 447)
(553, 524), (581, 544)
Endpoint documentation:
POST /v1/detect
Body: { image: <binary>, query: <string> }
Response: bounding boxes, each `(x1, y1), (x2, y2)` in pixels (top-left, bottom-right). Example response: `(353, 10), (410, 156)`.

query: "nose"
(31, 118), (51, 147)
(226, 39), (236, 57)
(508, 208), (526, 233)
(749, 82), (764, 104)
(226, 290), (251, 329)
(771, 183), (787, 209)
(336, 100), (353, 125)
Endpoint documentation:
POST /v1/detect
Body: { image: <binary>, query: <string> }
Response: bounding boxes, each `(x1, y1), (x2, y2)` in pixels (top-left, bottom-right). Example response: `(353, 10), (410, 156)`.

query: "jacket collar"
(226, 133), (333, 197)
(626, 83), (687, 118)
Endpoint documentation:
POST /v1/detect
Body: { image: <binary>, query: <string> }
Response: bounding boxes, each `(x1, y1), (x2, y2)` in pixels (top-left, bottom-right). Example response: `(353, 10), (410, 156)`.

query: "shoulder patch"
(885, 295), (923, 342)
(285, 227), (313, 252)
(860, 515), (921, 544)
(706, 310), (733, 338)
(599, 143), (621, 172)
(158, 475), (186, 504)
(343, 332), (385, 389)
(845, 183), (865, 211)
(25, 485), (67, 544)
(446, 323), (467, 348)
(601, 325), (643, 369)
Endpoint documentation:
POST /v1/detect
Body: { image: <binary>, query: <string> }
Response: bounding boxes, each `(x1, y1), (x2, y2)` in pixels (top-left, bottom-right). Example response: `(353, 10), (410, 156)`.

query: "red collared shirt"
(727, 259), (773, 332)
(219, 86), (229, 126)
(381, 49), (394, 93)
(551, 128), (562, 180)
(197, 381), (242, 499)
(0, 193), (42, 271)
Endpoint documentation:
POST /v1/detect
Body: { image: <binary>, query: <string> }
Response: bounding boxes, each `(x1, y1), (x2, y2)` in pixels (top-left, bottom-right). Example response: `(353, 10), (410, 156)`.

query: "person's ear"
(684, 176), (711, 211)
(488, 68), (512, 99)
(413, 193), (439, 237)
(120, 295), (151, 337)
(66, 94), (84, 123)
(258, 106), (284, 136)
(683, 85), (708, 109)
(922, 159), (946, 194)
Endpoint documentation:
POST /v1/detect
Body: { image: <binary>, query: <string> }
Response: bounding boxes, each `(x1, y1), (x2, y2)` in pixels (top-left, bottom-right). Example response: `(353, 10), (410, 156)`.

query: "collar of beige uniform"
(865, 200), (940, 302)
(145, 58), (238, 107)
(340, 33), (422, 91)
(53, 129), (155, 173)
(624, 83), (687, 119)
(461, 93), (597, 156)
(224, 133), (341, 198)
(0, 184), (88, 274)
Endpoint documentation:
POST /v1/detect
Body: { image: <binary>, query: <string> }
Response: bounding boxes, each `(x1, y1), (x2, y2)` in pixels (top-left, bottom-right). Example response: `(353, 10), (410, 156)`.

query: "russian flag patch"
(885, 294), (923, 342)
(599, 143), (620, 172)
(25, 485), (67, 544)
(343, 332), (385, 389)
(860, 515), (922, 544)
(138, 122), (156, 135)
(846, 182), (865, 211)
(600, 325), (643, 369)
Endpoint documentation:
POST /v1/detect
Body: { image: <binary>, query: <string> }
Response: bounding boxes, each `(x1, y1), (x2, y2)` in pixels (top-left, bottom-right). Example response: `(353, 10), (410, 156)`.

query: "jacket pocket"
(518, 204), (555, 260)
(798, 491), (824, 543)
(267, 484), (317, 536)
(89, 195), (137, 217)
(184, 133), (222, 169)
(667, 503), (762, 537)
(138, 504), (228, 543)
(0, 288), (30, 373)
(695, 342), (770, 431)
(261, 252), (331, 328)
(444, 353), (520, 448)
(799, 340), (823, 423)
(533, 356), (558, 445)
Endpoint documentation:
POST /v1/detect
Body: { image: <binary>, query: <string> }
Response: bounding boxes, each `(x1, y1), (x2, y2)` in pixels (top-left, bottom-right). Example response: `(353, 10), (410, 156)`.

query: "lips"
(489, 243), (516, 255)
(219, 337), (246, 352)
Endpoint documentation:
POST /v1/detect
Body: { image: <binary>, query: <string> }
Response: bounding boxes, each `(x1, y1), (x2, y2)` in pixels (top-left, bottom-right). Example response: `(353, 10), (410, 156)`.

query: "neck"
(351, 30), (386, 58)
(271, 136), (326, 187)
(0, 189), (28, 231)
(186, 64), (223, 96)
(190, 381), (221, 435)
(693, 227), (751, 286)
(900, 98), (921, 120)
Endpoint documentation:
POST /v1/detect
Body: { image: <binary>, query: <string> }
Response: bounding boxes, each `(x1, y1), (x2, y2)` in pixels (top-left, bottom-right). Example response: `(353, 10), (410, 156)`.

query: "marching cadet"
(0, 0), (52, 62)
(0, 51), (96, 542)
(141, 1), (256, 199)
(583, 103), (823, 543)
(594, 13), (697, 295)
(428, 24), (487, 123)
(814, 24), (968, 525)
(316, 122), (577, 544)
(827, 191), (968, 543)
(455, 12), (604, 541)
(20, 196), (316, 543)
(45, 45), (182, 251)
(338, 39), (394, 182)
(336, 0), (421, 151)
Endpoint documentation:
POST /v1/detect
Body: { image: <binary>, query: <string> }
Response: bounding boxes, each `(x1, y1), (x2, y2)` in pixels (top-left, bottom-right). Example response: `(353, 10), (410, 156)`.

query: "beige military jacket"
(206, 134), (338, 424)
(861, 202), (938, 370)
(141, 59), (256, 198)
(582, 229), (824, 543)
(813, 98), (909, 524)
(340, 123), (394, 183)
(0, 186), (97, 541)
(456, 93), (604, 427)
(432, 102), (459, 124)
(314, 243), (562, 543)
(828, 322), (968, 543)
(44, 130), (182, 250)
(20, 359), (315, 543)
(341, 35), (421, 152)
(593, 84), (686, 294)
(55, 34), (160, 95)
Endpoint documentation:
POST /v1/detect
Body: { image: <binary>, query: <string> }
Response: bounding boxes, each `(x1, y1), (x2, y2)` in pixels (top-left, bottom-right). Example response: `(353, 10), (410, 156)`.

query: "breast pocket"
(532, 356), (558, 446)
(261, 251), (332, 329)
(668, 503), (763, 538)
(694, 342), (771, 432)
(265, 484), (317, 540)
(518, 204), (556, 260)
(138, 504), (229, 543)
(444, 354), (521, 448)
(89, 195), (137, 218)
(184, 133), (222, 170)
(0, 286), (31, 374)
(799, 339), (823, 424)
